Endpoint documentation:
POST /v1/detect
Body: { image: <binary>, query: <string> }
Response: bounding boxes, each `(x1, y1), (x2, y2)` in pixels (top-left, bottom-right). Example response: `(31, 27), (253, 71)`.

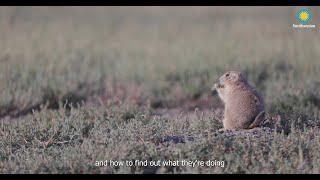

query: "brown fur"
(213, 71), (265, 130)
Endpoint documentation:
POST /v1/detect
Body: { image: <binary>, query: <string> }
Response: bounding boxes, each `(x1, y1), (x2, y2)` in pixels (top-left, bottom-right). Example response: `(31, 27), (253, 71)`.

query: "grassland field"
(0, 7), (320, 173)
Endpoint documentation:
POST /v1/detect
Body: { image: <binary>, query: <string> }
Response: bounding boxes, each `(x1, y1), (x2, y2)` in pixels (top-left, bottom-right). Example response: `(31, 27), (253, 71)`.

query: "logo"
(292, 7), (316, 29)
(295, 8), (313, 25)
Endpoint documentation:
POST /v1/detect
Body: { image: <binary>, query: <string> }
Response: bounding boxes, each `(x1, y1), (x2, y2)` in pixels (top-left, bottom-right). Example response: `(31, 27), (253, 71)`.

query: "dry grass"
(0, 6), (320, 174)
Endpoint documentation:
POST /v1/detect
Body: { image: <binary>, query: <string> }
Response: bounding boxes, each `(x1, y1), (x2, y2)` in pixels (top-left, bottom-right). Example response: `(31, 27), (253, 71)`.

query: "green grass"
(0, 7), (320, 174)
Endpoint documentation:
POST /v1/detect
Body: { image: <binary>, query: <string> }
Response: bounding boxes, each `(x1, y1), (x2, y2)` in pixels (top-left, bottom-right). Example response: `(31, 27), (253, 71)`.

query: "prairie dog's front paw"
(211, 85), (217, 92)
(211, 83), (222, 92)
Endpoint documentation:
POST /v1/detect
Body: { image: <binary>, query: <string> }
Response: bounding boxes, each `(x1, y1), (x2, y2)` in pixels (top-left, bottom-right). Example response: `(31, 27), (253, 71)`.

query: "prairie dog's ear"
(240, 71), (248, 80)
(238, 71), (247, 81)
(239, 69), (249, 79)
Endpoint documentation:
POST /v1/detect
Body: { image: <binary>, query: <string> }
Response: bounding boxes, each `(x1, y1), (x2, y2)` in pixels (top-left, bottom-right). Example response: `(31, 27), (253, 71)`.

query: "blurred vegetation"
(0, 7), (320, 173)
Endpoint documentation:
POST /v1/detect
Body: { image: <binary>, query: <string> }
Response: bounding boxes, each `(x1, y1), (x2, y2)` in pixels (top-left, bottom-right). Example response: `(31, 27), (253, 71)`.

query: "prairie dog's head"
(217, 71), (247, 87)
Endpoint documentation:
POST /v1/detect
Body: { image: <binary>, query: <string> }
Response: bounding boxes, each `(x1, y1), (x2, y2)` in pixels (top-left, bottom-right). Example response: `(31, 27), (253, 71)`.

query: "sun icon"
(296, 8), (313, 25)
(299, 11), (309, 21)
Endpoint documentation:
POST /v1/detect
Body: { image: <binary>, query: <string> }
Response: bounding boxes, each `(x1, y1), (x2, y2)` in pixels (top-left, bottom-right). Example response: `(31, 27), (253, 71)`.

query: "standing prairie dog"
(212, 71), (265, 130)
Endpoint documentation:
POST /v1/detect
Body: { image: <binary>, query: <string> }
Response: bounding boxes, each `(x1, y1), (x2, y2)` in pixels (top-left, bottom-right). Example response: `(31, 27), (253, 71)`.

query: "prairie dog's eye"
(225, 73), (230, 77)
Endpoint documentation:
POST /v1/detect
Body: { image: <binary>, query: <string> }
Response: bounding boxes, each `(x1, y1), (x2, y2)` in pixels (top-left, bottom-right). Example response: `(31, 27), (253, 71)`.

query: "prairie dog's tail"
(248, 111), (266, 129)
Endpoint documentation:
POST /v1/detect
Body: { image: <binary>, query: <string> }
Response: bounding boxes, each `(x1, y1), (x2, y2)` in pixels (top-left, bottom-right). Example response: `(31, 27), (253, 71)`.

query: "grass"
(0, 6), (320, 174)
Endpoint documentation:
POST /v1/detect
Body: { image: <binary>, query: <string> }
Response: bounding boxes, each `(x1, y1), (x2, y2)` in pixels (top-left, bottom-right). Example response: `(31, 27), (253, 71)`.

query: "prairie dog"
(212, 71), (265, 130)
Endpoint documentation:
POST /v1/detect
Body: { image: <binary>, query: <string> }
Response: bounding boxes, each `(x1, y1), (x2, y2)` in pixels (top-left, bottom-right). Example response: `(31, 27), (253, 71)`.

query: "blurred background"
(0, 6), (319, 118)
